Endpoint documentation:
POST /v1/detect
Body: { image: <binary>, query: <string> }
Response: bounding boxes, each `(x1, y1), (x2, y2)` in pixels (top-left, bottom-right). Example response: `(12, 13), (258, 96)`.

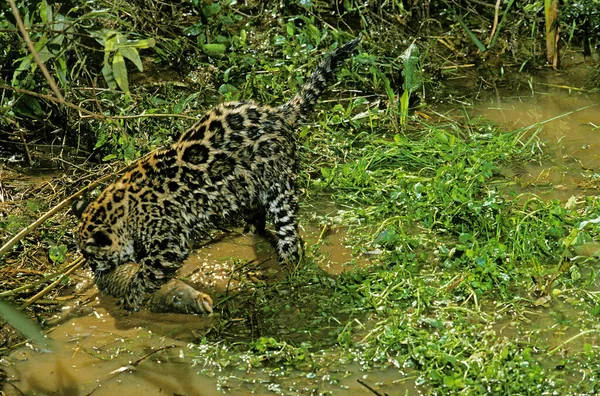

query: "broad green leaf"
(12, 54), (33, 85)
(103, 30), (118, 52)
(112, 51), (129, 93)
(202, 43), (226, 56)
(118, 47), (143, 72)
(38, 45), (55, 63)
(202, 3), (221, 17)
(218, 83), (238, 95)
(38, 0), (52, 24)
(49, 14), (66, 46)
(49, 244), (67, 264)
(95, 131), (108, 149)
(121, 38), (156, 49)
(399, 90), (409, 126)
(401, 44), (420, 92)
(88, 29), (106, 46)
(307, 24), (321, 44)
(12, 33), (52, 84)
(14, 96), (44, 118)
(101, 62), (117, 90)
(0, 300), (52, 349)
(54, 56), (67, 85)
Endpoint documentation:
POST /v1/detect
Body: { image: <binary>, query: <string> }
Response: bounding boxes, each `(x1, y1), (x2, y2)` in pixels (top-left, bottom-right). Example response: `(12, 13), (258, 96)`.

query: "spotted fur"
(74, 37), (361, 312)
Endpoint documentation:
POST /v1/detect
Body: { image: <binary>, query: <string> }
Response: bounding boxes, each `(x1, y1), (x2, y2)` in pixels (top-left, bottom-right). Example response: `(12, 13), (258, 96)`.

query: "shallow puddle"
(5, 308), (218, 395)
(468, 82), (600, 200)
(4, 226), (388, 395)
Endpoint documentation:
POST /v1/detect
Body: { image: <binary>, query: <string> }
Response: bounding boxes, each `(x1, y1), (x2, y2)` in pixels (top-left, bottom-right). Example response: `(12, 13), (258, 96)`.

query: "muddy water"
(4, 227), (393, 395)
(6, 309), (218, 395)
(468, 83), (600, 200)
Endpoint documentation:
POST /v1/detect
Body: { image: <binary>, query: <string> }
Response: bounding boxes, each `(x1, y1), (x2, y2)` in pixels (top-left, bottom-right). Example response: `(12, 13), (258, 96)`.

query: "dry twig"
(0, 83), (198, 121)
(489, 0), (501, 44)
(0, 171), (118, 256)
(8, 0), (64, 103)
(85, 345), (178, 396)
(20, 255), (85, 309)
(357, 379), (388, 396)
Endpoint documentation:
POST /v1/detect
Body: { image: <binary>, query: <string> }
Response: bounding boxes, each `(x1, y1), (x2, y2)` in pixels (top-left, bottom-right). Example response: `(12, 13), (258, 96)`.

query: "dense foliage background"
(1, 0), (598, 164)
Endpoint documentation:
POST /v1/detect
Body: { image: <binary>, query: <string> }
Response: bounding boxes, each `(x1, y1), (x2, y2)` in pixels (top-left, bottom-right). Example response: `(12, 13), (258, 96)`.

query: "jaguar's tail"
(279, 37), (361, 127)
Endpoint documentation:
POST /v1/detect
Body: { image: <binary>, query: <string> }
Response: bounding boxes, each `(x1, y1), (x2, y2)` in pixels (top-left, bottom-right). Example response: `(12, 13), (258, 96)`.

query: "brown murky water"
(4, 227), (394, 395)
(5, 70), (600, 395)
(467, 81), (600, 200)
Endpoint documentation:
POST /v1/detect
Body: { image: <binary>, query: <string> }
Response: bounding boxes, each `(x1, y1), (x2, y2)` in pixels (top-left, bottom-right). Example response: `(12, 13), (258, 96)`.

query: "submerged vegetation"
(1, 0), (600, 394)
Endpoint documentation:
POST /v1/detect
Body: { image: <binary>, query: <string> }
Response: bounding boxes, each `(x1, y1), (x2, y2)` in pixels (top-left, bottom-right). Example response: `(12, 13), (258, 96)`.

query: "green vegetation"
(186, 111), (600, 393)
(1, 0), (600, 394)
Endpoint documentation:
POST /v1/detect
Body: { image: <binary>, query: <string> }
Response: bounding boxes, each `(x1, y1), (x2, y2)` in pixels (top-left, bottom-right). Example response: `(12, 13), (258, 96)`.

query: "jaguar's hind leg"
(244, 207), (267, 235)
(266, 181), (300, 265)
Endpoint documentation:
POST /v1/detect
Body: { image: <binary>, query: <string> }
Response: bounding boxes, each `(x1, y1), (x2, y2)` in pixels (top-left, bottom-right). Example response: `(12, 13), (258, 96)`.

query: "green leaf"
(399, 90), (410, 126)
(54, 56), (67, 85)
(50, 14), (65, 45)
(457, 16), (487, 52)
(401, 44), (421, 93)
(12, 54), (33, 84)
(121, 37), (156, 49)
(218, 83), (238, 95)
(202, 43), (226, 56)
(95, 131), (108, 149)
(26, 200), (41, 212)
(443, 376), (455, 387)
(286, 23), (295, 37)
(38, 0), (52, 24)
(103, 30), (118, 52)
(49, 244), (67, 264)
(118, 46), (143, 72)
(112, 51), (129, 93)
(0, 300), (52, 349)
(320, 167), (331, 178)
(38, 45), (55, 63)
(14, 96), (44, 118)
(101, 62), (116, 90)
(202, 3), (221, 17)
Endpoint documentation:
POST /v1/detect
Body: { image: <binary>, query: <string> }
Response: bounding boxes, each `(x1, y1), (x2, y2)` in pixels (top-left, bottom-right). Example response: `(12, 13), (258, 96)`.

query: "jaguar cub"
(73, 37), (361, 312)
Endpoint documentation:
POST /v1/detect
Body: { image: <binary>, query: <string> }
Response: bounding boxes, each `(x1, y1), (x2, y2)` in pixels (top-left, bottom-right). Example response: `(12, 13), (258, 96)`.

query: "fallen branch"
(85, 345), (178, 396)
(0, 171), (118, 256)
(357, 379), (388, 396)
(0, 259), (81, 298)
(21, 255), (85, 309)
(0, 83), (199, 121)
